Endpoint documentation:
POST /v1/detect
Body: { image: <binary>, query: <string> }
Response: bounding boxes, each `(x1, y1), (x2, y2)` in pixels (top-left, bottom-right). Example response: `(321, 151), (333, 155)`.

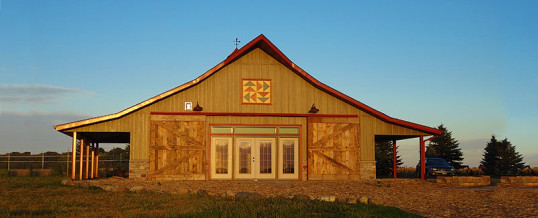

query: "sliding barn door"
(149, 115), (206, 180)
(308, 117), (360, 180)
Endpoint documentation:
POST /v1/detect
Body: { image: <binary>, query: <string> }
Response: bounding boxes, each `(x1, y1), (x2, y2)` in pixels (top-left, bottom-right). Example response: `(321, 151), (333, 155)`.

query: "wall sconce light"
(193, 101), (203, 111)
(308, 103), (319, 113)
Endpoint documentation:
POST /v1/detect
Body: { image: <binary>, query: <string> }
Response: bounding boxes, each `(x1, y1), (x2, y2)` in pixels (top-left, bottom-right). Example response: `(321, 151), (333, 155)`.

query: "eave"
(54, 34), (442, 135)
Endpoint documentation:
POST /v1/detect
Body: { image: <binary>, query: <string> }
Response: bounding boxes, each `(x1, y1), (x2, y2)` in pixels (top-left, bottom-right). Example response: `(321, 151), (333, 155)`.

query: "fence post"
(67, 151), (69, 176)
(42, 153), (45, 172)
(7, 153), (10, 172)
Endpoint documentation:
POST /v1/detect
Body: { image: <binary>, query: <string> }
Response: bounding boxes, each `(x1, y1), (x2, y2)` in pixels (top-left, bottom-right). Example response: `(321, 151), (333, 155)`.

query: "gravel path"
(78, 178), (538, 217)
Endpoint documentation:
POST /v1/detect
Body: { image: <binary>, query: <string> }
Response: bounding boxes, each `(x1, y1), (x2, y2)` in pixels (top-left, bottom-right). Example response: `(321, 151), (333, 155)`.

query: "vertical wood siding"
(66, 48), (430, 169)
(308, 117), (360, 180)
(149, 115), (206, 180)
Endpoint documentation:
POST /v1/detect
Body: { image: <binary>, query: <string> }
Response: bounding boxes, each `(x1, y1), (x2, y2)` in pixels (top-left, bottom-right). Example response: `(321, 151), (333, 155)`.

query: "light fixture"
(193, 101), (203, 111)
(309, 103), (319, 113)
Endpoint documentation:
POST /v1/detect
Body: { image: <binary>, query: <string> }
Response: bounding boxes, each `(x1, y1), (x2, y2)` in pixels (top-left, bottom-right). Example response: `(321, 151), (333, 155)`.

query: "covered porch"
(375, 134), (437, 180)
(65, 131), (130, 180)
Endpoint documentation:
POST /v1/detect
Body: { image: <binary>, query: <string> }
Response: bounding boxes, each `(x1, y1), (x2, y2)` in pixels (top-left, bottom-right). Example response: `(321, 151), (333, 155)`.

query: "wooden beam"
(310, 124), (357, 148)
(151, 155), (191, 176)
(71, 132), (77, 180)
(90, 144), (95, 179)
(94, 155), (99, 178)
(312, 150), (353, 173)
(79, 138), (84, 180)
(95, 143), (99, 178)
(85, 142), (89, 179)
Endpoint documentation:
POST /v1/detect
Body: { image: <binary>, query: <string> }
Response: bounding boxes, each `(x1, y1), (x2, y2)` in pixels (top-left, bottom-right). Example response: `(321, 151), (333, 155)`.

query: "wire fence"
(3, 154), (535, 178)
(0, 154), (129, 177)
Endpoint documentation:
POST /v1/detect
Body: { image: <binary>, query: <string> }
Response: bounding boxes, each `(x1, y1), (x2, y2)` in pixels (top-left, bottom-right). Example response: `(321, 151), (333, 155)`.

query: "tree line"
(376, 124), (528, 177)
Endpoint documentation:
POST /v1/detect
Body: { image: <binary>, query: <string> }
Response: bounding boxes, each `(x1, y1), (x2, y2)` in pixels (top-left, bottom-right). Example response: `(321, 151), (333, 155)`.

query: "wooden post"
(42, 153), (45, 172)
(66, 152), (69, 177)
(91, 144), (95, 179)
(85, 142), (89, 179)
(7, 153), (10, 172)
(95, 155), (99, 178)
(79, 138), (84, 180)
(393, 140), (397, 179)
(95, 143), (99, 178)
(420, 136), (425, 180)
(71, 132), (77, 180)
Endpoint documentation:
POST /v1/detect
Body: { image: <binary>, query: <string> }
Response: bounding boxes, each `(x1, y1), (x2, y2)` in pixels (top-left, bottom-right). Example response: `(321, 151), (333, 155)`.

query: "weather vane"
(234, 38), (241, 49)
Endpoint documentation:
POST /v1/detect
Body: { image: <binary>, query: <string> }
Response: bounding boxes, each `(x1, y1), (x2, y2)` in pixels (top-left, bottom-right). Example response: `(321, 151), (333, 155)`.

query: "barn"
(54, 34), (441, 181)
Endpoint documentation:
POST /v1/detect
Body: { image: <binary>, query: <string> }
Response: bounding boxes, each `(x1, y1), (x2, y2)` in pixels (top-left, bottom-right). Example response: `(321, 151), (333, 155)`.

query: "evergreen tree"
(481, 136), (525, 176)
(425, 124), (464, 168)
(375, 140), (403, 178)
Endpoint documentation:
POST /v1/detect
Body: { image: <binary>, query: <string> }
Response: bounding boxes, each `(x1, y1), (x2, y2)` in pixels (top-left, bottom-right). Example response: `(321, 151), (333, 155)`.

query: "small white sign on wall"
(185, 102), (193, 111)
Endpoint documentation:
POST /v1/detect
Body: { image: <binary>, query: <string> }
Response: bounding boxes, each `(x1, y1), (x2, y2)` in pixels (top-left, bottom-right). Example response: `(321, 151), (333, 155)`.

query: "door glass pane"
(238, 141), (252, 174)
(215, 139), (228, 174)
(211, 126), (233, 134)
(282, 140), (295, 174)
(259, 141), (272, 174)
(279, 127), (299, 134)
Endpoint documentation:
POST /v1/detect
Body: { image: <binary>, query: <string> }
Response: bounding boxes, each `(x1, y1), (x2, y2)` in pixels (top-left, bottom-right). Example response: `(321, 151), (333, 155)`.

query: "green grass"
(180, 197), (419, 217)
(0, 175), (420, 217)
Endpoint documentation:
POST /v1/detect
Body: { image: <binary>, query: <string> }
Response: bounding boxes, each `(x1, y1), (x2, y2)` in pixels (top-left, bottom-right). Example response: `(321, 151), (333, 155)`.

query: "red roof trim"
(151, 112), (358, 118)
(55, 34), (441, 135)
(234, 35), (441, 135)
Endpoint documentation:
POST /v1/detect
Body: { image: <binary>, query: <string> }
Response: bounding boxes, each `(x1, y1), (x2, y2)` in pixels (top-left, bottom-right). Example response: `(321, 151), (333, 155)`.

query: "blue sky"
(1, 1), (537, 167)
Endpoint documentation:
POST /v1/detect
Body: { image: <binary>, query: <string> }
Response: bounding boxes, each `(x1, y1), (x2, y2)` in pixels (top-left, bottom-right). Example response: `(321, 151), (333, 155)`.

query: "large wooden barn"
(55, 34), (441, 181)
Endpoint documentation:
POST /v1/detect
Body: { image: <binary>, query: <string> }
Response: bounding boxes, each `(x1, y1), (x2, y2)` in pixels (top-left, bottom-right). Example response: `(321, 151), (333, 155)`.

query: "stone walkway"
(73, 178), (538, 217)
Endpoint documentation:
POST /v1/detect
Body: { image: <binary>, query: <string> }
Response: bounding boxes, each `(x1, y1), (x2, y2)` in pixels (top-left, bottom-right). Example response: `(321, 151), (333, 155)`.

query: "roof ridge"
(54, 34), (441, 135)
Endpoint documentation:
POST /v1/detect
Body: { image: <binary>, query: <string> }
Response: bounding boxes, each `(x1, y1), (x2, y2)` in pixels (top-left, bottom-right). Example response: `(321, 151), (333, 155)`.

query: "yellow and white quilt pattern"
(242, 79), (271, 104)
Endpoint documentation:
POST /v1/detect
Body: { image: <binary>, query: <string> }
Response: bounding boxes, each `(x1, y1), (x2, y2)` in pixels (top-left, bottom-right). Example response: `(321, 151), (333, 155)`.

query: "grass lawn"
(0, 176), (420, 217)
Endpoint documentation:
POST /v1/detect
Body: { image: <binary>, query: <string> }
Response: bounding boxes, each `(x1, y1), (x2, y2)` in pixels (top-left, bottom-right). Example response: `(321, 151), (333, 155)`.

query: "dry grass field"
(74, 176), (538, 217)
(0, 175), (418, 217)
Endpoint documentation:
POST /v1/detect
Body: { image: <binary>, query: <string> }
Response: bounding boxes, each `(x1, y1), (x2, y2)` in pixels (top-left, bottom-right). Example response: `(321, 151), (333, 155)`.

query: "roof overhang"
(375, 135), (423, 141)
(54, 34), (442, 136)
(62, 132), (130, 143)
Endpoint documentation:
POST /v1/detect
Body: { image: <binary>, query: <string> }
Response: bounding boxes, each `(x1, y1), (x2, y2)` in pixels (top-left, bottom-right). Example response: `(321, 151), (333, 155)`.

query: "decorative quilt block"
(242, 79), (271, 104)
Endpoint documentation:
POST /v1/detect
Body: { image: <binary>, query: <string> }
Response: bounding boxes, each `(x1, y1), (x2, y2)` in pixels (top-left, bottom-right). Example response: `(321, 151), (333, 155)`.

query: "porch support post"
(79, 138), (84, 180)
(71, 132), (77, 180)
(91, 143), (95, 179)
(393, 139), (397, 179)
(420, 136), (425, 180)
(85, 141), (89, 179)
(95, 143), (99, 178)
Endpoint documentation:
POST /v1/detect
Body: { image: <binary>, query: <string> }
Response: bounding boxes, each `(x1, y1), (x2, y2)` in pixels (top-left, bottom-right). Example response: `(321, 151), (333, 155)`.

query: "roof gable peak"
(54, 34), (441, 135)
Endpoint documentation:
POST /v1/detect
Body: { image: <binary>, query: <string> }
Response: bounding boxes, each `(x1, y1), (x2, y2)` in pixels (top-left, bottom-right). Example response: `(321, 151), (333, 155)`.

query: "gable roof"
(54, 34), (442, 135)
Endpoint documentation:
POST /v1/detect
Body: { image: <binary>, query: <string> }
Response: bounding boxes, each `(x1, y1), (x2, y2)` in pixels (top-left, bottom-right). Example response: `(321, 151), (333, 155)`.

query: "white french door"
(278, 138), (299, 179)
(235, 138), (276, 179)
(211, 137), (232, 179)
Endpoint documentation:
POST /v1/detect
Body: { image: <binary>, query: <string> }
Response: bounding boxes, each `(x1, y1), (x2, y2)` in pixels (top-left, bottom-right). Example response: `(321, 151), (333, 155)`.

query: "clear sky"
(1, 0), (537, 167)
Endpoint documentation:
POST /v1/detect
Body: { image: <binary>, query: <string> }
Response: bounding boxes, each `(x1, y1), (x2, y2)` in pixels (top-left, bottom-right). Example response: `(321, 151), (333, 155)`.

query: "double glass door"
(210, 135), (298, 180)
(235, 138), (276, 179)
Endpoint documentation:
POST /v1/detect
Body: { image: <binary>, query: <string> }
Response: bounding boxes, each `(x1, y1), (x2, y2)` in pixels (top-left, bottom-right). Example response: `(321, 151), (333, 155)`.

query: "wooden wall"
(308, 117), (360, 180)
(149, 115), (206, 180)
(65, 47), (432, 175)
